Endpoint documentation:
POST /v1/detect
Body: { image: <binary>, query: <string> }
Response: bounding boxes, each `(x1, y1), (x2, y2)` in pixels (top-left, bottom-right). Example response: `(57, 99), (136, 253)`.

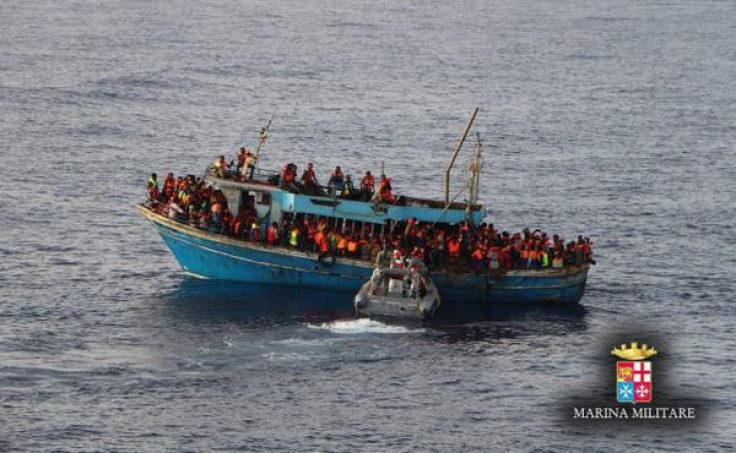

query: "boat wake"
(307, 318), (424, 335)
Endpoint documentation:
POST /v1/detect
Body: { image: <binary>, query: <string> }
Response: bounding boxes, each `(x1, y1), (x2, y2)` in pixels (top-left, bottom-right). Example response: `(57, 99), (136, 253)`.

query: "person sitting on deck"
(327, 166), (344, 196)
(361, 171), (375, 200)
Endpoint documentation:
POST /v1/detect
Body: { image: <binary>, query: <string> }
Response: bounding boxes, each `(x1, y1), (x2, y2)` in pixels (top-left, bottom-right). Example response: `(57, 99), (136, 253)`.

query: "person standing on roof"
(280, 163), (299, 193)
(361, 171), (375, 200)
(301, 163), (318, 189)
(213, 155), (232, 179)
(341, 175), (355, 198)
(240, 148), (257, 180)
(370, 174), (394, 203)
(236, 147), (247, 174)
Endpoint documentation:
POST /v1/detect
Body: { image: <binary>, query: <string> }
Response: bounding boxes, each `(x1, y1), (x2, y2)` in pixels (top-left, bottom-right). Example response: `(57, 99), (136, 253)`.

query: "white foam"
(307, 318), (424, 335)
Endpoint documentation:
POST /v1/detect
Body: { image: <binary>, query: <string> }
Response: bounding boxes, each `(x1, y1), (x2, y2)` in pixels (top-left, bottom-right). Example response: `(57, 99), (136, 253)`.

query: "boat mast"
(471, 132), (483, 204)
(466, 132), (483, 224)
(445, 107), (478, 206)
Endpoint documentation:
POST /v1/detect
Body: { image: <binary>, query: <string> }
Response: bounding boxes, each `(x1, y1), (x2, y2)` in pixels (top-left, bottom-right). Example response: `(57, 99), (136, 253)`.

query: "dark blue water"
(2, 0), (735, 450)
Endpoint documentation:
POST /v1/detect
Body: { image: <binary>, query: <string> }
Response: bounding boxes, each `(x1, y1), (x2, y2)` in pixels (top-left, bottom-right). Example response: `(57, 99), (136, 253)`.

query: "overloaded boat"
(137, 109), (592, 305)
(354, 267), (441, 319)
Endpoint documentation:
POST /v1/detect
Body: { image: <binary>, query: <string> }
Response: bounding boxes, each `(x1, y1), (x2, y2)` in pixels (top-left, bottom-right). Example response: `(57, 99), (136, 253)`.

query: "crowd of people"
(146, 171), (594, 273)
(211, 149), (398, 203)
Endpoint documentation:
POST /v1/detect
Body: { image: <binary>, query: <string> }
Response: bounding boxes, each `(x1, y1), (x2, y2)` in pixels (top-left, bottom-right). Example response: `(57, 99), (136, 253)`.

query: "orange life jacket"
(448, 240), (460, 256)
(361, 175), (374, 191)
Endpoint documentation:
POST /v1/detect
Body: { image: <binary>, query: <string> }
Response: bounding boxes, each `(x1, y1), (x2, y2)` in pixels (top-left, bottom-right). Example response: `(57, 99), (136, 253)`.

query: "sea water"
(1, 0), (735, 450)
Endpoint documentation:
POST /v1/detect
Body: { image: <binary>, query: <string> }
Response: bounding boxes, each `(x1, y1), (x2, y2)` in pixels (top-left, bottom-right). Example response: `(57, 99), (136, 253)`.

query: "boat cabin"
(208, 168), (485, 234)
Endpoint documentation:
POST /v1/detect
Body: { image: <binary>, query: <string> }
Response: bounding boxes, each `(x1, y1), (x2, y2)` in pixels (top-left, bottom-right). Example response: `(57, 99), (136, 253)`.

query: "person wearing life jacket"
(336, 234), (348, 256)
(249, 221), (260, 242)
(288, 225), (300, 248)
(580, 237), (592, 263)
(390, 250), (405, 272)
(447, 236), (461, 263)
(213, 155), (231, 179)
(519, 244), (530, 268)
(386, 250), (406, 294)
(498, 246), (513, 269)
(314, 230), (328, 253)
(266, 222), (279, 245)
(163, 173), (176, 201)
(347, 235), (359, 257)
(552, 251), (564, 269)
(341, 175), (355, 199)
(147, 173), (158, 191)
(305, 220), (316, 250)
(231, 213), (243, 238)
(572, 239), (584, 265)
(528, 245), (540, 268)
(328, 166), (344, 196)
(471, 245), (485, 272)
(327, 229), (338, 252)
(371, 175), (394, 203)
(147, 173), (160, 203)
(539, 245), (549, 268)
(361, 170), (375, 192)
(280, 163), (298, 193)
(301, 163), (318, 191)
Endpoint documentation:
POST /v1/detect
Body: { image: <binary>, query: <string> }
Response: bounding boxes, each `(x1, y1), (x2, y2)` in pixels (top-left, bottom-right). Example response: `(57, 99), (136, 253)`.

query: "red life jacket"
(266, 227), (278, 244)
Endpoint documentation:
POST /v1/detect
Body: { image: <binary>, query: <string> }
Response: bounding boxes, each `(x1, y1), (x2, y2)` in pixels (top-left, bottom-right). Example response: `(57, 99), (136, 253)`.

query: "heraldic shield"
(616, 361), (652, 404)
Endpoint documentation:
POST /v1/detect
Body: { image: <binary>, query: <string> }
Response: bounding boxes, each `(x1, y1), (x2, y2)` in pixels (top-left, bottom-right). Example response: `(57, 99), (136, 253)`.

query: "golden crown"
(611, 342), (658, 360)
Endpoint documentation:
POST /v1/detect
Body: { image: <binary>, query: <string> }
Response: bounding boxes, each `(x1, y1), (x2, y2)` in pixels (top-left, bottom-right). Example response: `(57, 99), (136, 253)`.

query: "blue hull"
(140, 207), (589, 304)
